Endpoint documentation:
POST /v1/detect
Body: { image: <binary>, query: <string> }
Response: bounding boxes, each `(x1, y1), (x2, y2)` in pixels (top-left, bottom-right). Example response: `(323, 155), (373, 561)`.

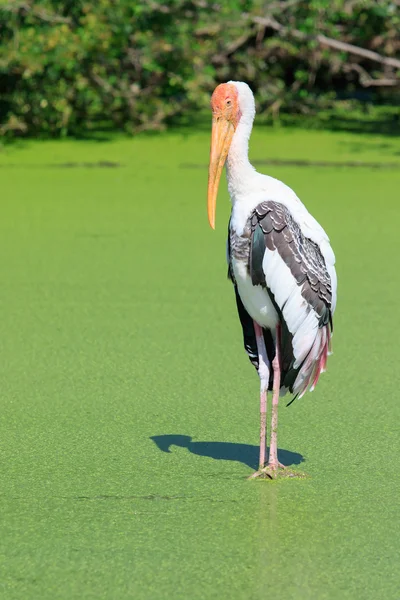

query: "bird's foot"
(248, 462), (283, 480)
(248, 462), (306, 480)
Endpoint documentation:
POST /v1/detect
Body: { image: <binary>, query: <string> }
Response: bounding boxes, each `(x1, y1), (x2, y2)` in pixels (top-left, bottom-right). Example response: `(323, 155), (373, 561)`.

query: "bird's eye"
(226, 99), (232, 107)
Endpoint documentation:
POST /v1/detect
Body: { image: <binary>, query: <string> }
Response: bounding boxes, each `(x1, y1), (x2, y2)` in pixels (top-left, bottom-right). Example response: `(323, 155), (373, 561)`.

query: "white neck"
(226, 114), (256, 202)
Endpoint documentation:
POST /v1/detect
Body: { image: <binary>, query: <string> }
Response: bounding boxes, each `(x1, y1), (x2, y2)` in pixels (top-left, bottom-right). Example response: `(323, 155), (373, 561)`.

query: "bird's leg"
(267, 323), (282, 474)
(248, 322), (270, 479)
(255, 322), (269, 470)
(253, 324), (304, 480)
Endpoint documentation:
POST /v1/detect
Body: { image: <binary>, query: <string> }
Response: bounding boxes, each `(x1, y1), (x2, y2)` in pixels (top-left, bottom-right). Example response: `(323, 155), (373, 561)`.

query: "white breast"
(231, 257), (279, 330)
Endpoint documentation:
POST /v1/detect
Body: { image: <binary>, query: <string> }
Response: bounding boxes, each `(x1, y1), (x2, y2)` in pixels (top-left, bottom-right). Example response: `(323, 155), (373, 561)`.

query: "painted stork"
(207, 81), (337, 479)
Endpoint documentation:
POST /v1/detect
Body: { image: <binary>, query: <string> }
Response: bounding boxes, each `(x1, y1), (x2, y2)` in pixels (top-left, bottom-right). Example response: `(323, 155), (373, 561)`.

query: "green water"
(1, 128), (399, 599)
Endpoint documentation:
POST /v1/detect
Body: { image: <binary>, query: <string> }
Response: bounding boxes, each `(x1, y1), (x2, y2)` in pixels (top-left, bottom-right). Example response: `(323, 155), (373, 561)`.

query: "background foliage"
(0, 0), (399, 137)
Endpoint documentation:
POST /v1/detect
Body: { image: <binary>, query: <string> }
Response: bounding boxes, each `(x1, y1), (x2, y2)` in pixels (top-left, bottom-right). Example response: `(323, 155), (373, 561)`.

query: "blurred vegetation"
(0, 0), (399, 137)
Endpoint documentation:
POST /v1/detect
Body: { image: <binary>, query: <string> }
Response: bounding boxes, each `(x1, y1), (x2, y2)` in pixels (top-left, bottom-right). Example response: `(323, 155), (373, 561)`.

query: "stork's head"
(207, 81), (255, 229)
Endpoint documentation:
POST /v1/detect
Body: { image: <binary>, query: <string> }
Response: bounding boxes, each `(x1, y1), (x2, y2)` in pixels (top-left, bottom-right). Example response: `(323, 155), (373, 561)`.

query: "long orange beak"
(207, 116), (235, 229)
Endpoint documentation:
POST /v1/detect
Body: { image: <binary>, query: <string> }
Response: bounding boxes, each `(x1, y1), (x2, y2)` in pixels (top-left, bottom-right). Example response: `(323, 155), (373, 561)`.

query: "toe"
(248, 469), (273, 480)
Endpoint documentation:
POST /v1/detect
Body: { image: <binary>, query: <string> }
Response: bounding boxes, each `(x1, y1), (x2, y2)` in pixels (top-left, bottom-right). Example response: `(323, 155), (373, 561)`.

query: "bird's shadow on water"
(150, 435), (304, 470)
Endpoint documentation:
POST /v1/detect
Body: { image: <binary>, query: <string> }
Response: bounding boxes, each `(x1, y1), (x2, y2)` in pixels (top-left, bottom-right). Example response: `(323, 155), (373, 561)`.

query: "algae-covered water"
(1, 128), (399, 599)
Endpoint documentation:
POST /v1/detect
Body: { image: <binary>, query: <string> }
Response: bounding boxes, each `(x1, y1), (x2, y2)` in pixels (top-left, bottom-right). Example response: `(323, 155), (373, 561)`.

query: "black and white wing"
(250, 201), (335, 398)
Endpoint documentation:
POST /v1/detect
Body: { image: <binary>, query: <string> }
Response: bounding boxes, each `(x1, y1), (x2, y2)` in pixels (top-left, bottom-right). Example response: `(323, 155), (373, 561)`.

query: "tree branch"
(211, 28), (257, 64)
(250, 15), (400, 71)
(344, 63), (400, 87)
(1, 1), (71, 24)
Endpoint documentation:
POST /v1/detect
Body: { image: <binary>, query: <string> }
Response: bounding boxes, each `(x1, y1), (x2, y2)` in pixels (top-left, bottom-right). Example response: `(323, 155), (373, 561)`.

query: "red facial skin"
(210, 83), (241, 128)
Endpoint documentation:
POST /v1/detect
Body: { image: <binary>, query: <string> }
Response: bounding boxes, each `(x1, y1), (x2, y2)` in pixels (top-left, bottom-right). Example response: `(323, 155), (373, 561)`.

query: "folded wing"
(250, 201), (335, 398)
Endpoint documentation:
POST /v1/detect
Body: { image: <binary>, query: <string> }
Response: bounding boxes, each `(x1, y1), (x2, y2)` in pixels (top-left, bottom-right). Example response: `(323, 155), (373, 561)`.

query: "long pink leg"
(268, 323), (281, 469)
(253, 321), (270, 470)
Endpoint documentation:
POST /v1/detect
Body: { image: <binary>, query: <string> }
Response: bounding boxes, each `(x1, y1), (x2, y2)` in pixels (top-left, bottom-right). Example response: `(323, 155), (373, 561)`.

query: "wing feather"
(250, 201), (335, 397)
